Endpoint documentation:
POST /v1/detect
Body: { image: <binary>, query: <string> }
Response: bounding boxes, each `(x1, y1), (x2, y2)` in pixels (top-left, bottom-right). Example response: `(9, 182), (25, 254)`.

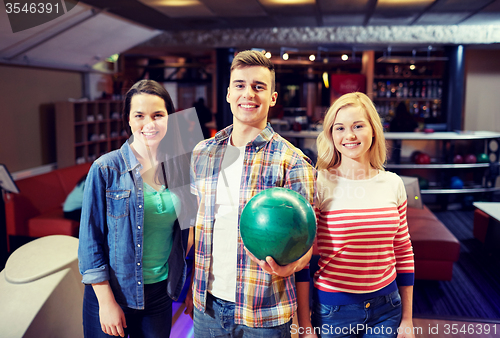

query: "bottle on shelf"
(402, 81), (408, 98)
(415, 81), (421, 98)
(397, 82), (403, 98)
(421, 80), (426, 98)
(408, 81), (414, 98)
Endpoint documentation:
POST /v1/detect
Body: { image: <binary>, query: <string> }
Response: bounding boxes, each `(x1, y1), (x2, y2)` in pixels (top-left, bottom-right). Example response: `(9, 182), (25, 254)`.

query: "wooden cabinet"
(55, 100), (128, 168)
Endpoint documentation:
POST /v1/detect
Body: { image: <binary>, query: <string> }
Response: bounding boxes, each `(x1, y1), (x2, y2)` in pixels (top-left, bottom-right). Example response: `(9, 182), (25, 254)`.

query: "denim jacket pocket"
(106, 190), (131, 218)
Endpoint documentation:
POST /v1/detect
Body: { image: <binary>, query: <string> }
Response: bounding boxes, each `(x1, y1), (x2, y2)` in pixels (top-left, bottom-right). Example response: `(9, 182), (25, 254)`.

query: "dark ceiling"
(79, 0), (500, 32)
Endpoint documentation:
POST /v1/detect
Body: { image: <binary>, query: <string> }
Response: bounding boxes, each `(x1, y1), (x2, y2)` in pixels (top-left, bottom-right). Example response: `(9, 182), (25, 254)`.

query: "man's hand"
(245, 247), (309, 277)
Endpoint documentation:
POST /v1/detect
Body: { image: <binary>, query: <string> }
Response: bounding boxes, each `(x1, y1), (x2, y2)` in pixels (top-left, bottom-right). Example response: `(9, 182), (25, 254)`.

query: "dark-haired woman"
(78, 80), (194, 337)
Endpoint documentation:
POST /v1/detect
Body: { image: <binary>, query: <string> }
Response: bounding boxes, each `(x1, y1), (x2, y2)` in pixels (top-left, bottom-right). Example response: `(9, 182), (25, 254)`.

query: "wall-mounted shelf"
(55, 100), (128, 168)
(374, 75), (442, 80)
(372, 55), (445, 127)
(374, 97), (441, 102)
(422, 187), (500, 195)
(387, 131), (500, 207)
(386, 163), (490, 169)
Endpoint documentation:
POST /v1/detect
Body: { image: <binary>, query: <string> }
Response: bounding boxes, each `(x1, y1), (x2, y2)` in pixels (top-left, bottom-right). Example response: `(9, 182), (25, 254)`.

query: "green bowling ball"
(418, 177), (429, 190)
(477, 153), (490, 163)
(240, 187), (316, 266)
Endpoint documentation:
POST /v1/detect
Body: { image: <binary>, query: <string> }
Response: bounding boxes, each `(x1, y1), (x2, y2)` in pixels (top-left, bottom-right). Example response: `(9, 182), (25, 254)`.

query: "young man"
(187, 50), (316, 336)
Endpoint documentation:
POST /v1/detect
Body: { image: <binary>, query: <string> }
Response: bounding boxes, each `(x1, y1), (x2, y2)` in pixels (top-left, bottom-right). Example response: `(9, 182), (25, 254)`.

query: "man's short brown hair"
(230, 50), (276, 92)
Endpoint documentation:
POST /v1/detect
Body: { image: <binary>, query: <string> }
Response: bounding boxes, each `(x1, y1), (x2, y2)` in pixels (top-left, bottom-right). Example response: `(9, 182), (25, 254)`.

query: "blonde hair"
(316, 92), (386, 170)
(231, 50), (275, 92)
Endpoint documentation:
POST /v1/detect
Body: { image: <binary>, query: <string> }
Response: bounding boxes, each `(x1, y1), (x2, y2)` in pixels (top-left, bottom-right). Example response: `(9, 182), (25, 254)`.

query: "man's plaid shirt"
(190, 123), (316, 328)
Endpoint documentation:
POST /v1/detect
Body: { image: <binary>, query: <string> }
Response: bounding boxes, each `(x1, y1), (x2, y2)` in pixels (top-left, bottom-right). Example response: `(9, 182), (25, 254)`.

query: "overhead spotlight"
(410, 64), (416, 70)
(309, 54), (315, 61)
(341, 54), (348, 61)
(282, 52), (289, 60)
(265, 51), (272, 59)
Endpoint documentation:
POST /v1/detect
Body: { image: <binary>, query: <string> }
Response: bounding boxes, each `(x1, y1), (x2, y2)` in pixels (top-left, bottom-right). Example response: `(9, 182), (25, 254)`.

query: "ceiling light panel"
(201, 0), (267, 17)
(318, 0), (371, 13)
(272, 15), (317, 26)
(461, 1), (500, 25)
(259, 0), (316, 15)
(22, 12), (160, 68)
(138, 0), (215, 18)
(369, 13), (420, 25)
(323, 14), (365, 26)
(0, 3), (92, 58)
(370, 0), (434, 25)
(428, 0), (493, 12)
(461, 13), (500, 25)
(376, 0), (435, 11)
(260, 0), (315, 5)
(415, 12), (473, 25)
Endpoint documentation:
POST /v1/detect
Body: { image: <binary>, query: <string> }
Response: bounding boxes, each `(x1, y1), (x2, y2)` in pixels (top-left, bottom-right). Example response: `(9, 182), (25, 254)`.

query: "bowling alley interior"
(1, 1), (500, 337)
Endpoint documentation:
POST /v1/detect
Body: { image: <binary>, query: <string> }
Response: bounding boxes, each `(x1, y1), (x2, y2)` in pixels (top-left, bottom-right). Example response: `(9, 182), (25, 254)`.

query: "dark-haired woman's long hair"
(122, 79), (196, 229)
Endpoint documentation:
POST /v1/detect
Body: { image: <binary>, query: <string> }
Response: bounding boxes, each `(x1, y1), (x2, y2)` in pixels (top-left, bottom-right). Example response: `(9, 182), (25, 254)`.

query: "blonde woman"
(296, 92), (415, 338)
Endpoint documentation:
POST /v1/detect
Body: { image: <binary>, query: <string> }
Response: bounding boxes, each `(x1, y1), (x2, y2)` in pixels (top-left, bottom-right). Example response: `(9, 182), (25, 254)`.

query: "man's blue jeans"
(193, 292), (291, 337)
(83, 280), (172, 338)
(311, 290), (403, 338)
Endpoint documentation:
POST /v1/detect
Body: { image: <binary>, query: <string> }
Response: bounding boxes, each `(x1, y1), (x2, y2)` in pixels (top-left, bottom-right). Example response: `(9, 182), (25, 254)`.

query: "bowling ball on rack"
(463, 195), (475, 209)
(240, 187), (316, 266)
(465, 154), (477, 164)
(453, 154), (464, 164)
(415, 152), (431, 164)
(450, 176), (464, 189)
(417, 176), (429, 190)
(477, 153), (490, 163)
(410, 151), (423, 163)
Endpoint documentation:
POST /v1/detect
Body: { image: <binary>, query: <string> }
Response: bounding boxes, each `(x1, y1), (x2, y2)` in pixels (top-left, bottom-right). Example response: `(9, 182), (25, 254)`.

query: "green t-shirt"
(142, 182), (180, 284)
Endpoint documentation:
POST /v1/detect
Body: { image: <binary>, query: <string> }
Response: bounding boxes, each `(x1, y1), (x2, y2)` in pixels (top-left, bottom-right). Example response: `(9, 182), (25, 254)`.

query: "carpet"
(413, 209), (500, 320)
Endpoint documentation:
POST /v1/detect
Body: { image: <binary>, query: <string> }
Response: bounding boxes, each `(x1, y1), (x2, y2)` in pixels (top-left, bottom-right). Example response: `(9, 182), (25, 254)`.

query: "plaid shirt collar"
(214, 122), (274, 149)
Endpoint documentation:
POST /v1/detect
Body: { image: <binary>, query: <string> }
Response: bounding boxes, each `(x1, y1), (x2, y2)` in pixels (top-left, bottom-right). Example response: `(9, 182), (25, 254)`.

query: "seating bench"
(406, 205), (460, 281)
(4, 163), (91, 251)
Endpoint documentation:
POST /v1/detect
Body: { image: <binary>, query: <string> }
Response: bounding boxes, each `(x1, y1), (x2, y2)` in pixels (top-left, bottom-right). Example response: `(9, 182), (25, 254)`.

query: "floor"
(170, 302), (500, 338)
(412, 318), (500, 338)
(171, 302), (194, 338)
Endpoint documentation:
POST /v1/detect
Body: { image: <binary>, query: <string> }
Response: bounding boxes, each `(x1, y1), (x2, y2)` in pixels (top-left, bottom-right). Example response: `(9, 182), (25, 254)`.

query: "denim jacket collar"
(120, 140), (141, 173)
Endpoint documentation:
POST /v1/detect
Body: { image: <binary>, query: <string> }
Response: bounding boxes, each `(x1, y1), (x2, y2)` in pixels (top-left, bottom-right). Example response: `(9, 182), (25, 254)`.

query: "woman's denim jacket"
(78, 142), (187, 310)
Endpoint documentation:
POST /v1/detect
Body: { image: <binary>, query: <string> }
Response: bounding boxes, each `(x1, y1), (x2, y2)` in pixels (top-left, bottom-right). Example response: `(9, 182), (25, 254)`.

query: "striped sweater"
(314, 169), (414, 305)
